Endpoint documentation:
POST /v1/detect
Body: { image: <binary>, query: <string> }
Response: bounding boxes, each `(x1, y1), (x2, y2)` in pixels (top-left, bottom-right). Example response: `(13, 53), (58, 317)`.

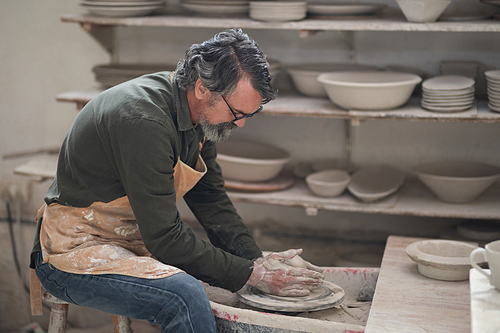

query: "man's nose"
(233, 118), (247, 127)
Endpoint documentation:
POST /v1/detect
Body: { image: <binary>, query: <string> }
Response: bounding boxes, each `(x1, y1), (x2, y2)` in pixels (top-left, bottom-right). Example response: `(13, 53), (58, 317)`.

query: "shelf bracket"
(305, 206), (319, 216)
(80, 22), (115, 55)
(298, 29), (323, 39)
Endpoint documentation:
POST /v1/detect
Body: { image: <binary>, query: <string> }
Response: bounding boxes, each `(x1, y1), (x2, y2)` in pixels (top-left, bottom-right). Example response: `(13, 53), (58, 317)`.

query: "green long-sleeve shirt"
(30, 71), (262, 292)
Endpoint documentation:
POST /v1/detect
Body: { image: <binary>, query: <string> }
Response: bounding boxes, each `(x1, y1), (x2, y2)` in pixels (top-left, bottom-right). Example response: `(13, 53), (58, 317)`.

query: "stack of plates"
(250, 1), (307, 22)
(421, 75), (475, 112)
(180, 0), (249, 16)
(79, 0), (166, 17)
(485, 70), (500, 113)
(307, 1), (386, 18)
(93, 63), (175, 87)
(440, 60), (479, 79)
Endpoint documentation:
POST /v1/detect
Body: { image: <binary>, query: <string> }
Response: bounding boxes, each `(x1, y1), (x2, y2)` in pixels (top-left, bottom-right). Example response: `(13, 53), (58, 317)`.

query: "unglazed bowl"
(414, 161), (500, 203)
(216, 141), (290, 182)
(317, 71), (422, 110)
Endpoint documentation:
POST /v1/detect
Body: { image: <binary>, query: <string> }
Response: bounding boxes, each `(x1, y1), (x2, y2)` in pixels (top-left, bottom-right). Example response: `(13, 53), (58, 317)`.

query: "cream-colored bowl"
(414, 161), (500, 203)
(287, 63), (380, 97)
(395, 0), (451, 22)
(216, 141), (290, 182)
(406, 239), (478, 281)
(317, 71), (422, 110)
(306, 169), (351, 197)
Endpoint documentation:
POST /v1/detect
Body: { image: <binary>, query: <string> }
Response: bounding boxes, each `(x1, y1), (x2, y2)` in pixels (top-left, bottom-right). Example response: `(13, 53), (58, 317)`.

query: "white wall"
(0, 1), (109, 331)
(1, 0), (499, 331)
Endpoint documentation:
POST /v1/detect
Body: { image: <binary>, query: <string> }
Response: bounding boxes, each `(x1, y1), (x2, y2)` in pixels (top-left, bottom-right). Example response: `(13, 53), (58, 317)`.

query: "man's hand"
(246, 249), (324, 297)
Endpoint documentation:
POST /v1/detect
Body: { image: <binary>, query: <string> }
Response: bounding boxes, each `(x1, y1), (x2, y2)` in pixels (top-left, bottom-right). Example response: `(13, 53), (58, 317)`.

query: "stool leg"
(48, 303), (69, 333)
(112, 314), (133, 333)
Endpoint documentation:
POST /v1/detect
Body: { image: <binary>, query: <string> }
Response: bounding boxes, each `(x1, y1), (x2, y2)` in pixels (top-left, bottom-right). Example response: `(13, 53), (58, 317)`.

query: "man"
(30, 29), (324, 332)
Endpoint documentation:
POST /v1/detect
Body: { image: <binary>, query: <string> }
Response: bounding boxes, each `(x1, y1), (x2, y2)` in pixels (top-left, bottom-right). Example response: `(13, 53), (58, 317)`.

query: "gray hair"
(175, 29), (277, 104)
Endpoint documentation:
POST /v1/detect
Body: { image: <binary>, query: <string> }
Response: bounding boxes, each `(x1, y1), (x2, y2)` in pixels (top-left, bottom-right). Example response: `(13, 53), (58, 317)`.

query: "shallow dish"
(287, 63), (379, 97)
(317, 71), (421, 110)
(414, 161), (500, 203)
(216, 141), (290, 182)
(405, 239), (478, 281)
(422, 75), (475, 91)
(237, 281), (345, 312)
(348, 165), (405, 202)
(306, 169), (351, 197)
(395, 0), (451, 22)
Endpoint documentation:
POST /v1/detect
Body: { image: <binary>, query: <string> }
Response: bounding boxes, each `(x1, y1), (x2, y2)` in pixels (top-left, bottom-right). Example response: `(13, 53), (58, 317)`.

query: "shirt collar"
(172, 72), (196, 132)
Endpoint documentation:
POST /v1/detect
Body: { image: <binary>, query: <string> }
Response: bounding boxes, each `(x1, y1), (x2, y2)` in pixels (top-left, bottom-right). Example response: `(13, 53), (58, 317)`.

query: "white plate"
(82, 5), (163, 16)
(488, 103), (500, 113)
(307, 2), (386, 16)
(422, 98), (474, 105)
(348, 165), (405, 202)
(80, 0), (164, 6)
(250, 11), (306, 21)
(485, 69), (500, 80)
(422, 86), (475, 96)
(236, 281), (345, 312)
(250, 1), (306, 7)
(421, 101), (473, 112)
(422, 91), (474, 99)
(422, 75), (475, 91)
(182, 3), (249, 14)
(182, 0), (248, 5)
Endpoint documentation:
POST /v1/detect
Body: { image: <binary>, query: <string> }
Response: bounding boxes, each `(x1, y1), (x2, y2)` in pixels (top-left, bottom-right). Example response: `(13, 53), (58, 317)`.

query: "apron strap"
(30, 268), (43, 316)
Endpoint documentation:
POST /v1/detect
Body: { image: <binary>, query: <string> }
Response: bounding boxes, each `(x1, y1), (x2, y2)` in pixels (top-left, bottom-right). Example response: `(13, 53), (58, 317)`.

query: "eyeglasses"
(221, 94), (263, 122)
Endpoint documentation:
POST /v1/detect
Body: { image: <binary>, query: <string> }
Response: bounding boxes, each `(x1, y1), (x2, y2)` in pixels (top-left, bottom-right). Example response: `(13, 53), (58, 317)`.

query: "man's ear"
(194, 78), (210, 100)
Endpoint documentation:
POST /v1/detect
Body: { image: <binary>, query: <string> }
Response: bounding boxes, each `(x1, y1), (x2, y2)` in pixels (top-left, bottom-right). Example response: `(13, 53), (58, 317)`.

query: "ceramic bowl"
(347, 165), (406, 202)
(405, 239), (478, 281)
(395, 0), (451, 22)
(317, 71), (422, 110)
(306, 169), (351, 197)
(414, 161), (500, 203)
(216, 141), (290, 182)
(287, 63), (380, 97)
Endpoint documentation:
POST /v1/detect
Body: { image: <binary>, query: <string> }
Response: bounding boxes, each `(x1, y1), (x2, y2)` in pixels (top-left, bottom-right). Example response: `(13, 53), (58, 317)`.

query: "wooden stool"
(31, 270), (133, 333)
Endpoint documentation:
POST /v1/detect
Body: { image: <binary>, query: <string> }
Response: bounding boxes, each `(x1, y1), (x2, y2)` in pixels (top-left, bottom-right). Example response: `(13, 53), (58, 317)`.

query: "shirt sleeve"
(183, 140), (263, 261)
(106, 115), (254, 292)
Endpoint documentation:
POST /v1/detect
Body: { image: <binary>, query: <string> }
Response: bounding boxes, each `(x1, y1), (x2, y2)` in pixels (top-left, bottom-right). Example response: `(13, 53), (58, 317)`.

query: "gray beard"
(200, 120), (237, 143)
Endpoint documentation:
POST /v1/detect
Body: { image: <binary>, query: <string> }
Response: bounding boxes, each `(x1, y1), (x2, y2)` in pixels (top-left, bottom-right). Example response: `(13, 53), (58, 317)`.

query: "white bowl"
(395, 0), (451, 22)
(317, 71), (422, 110)
(287, 63), (380, 97)
(348, 165), (405, 202)
(216, 141), (290, 182)
(306, 169), (351, 197)
(405, 239), (478, 281)
(414, 161), (500, 203)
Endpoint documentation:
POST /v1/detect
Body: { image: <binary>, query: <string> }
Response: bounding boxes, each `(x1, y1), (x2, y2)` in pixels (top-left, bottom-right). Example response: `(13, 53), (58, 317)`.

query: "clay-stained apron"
(37, 154), (207, 279)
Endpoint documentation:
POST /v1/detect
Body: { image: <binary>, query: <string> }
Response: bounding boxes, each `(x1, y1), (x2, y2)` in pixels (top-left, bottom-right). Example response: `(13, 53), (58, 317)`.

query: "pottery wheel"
(236, 281), (345, 312)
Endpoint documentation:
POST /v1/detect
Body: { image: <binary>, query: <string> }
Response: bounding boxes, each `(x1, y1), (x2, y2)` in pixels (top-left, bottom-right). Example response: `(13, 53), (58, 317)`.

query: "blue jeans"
(34, 252), (216, 333)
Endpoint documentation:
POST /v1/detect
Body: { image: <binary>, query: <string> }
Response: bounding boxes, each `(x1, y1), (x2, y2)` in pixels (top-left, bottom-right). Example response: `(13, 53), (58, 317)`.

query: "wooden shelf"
(56, 89), (500, 123)
(61, 12), (500, 33)
(227, 178), (500, 220)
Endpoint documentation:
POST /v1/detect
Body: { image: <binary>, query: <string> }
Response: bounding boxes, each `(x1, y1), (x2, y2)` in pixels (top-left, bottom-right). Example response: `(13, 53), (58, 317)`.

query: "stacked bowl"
(421, 75), (475, 112)
(485, 70), (500, 113)
(250, 1), (307, 22)
(180, 0), (249, 16)
(79, 0), (166, 17)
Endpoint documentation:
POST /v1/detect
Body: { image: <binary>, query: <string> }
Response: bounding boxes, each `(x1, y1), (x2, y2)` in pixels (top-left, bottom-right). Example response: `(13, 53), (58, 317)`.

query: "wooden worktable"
(365, 235), (471, 333)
